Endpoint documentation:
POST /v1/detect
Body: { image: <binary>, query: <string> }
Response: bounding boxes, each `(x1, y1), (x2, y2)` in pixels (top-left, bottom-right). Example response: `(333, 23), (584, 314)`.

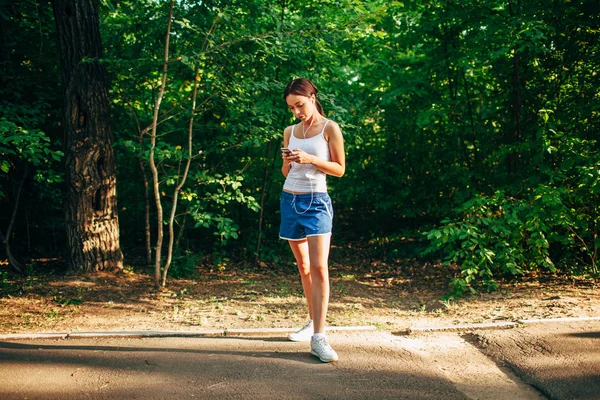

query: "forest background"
(0, 0), (598, 303)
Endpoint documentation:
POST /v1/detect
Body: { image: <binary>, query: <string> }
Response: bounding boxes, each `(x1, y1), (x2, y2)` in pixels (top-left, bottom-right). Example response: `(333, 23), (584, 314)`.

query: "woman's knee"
(298, 262), (311, 277)
(309, 263), (329, 281)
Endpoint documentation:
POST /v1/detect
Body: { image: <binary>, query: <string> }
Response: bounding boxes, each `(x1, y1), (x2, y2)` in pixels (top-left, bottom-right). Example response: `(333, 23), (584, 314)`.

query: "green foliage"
(0, 119), (63, 185)
(0, 117), (64, 253)
(102, 0), (380, 260)
(168, 249), (202, 278)
(425, 108), (599, 297)
(187, 173), (259, 243)
(0, 0), (65, 255)
(2, 0), (597, 292)
(424, 191), (558, 297)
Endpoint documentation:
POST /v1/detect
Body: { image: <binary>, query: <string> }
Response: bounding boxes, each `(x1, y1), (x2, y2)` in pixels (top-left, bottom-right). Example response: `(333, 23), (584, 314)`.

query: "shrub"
(423, 190), (563, 298)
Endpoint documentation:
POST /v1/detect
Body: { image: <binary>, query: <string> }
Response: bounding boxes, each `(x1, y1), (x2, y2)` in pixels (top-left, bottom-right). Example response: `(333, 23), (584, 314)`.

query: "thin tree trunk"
(255, 139), (273, 260)
(131, 109), (153, 267)
(139, 147), (152, 266)
(255, 2), (287, 260)
(592, 194), (598, 274)
(174, 210), (187, 251)
(149, 0), (175, 287)
(52, 0), (123, 272)
(162, 65), (199, 286)
(1, 166), (27, 275)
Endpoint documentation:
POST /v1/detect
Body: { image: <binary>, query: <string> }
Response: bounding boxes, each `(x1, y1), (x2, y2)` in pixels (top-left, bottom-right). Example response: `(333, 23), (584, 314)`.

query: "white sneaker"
(287, 320), (314, 342)
(311, 335), (339, 363)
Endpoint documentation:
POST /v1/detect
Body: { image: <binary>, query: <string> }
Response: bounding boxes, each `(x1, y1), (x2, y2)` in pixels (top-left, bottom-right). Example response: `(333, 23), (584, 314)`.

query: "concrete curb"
(225, 325), (377, 337)
(0, 333), (69, 340)
(68, 330), (224, 339)
(2, 317), (598, 340)
(0, 325), (377, 341)
(399, 316), (600, 335)
(398, 321), (517, 336)
(517, 316), (600, 324)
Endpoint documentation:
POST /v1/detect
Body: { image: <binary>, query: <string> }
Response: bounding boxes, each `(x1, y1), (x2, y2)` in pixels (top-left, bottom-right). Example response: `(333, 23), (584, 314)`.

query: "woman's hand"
(285, 149), (315, 165)
(282, 149), (294, 165)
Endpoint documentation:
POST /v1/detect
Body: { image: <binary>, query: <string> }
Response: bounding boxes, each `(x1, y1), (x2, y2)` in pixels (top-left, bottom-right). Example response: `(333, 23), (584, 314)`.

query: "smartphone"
(281, 147), (292, 155)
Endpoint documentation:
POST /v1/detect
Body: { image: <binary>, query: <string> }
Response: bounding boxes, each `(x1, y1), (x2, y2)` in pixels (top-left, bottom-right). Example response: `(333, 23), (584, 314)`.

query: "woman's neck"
(304, 113), (323, 126)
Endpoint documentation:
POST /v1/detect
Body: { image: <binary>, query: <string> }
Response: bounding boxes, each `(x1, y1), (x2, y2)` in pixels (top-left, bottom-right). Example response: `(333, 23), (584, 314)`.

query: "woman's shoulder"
(324, 119), (342, 139)
(283, 124), (297, 136)
(325, 119), (340, 129)
(285, 122), (304, 130)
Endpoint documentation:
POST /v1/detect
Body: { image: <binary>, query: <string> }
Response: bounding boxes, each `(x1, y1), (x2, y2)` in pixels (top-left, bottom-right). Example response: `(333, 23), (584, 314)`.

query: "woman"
(280, 78), (345, 363)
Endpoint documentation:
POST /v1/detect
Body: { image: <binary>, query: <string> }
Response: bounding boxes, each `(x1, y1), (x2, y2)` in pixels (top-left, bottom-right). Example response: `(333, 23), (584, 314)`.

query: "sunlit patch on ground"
(0, 258), (598, 334)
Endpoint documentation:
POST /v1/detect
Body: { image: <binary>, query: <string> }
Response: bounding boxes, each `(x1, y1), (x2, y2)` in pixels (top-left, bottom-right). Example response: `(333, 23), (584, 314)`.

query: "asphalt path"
(0, 332), (468, 400)
(467, 320), (600, 400)
(0, 320), (598, 400)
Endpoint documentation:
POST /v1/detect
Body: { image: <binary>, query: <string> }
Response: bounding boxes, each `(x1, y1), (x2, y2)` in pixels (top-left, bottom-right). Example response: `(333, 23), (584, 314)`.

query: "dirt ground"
(0, 252), (598, 335)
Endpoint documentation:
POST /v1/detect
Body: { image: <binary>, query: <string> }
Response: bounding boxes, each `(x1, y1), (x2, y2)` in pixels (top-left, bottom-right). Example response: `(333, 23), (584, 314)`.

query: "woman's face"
(286, 93), (315, 121)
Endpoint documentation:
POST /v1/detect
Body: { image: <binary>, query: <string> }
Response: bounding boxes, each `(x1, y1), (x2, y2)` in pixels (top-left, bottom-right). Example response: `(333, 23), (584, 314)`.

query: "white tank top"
(283, 120), (331, 193)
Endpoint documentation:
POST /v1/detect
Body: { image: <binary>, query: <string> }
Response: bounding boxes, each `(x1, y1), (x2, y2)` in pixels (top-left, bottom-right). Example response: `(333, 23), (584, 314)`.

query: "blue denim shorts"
(279, 191), (334, 241)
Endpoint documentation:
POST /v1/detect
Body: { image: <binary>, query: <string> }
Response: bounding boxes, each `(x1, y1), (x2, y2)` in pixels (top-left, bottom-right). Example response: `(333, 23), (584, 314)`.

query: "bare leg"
(288, 239), (313, 320)
(307, 234), (331, 334)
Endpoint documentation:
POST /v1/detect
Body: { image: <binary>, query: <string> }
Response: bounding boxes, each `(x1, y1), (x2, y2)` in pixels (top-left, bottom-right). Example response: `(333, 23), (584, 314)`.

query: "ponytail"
(315, 98), (324, 115)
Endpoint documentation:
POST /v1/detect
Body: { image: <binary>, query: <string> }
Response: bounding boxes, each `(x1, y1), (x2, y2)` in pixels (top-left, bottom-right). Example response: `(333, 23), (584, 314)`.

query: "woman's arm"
(291, 121), (345, 177)
(281, 126), (293, 178)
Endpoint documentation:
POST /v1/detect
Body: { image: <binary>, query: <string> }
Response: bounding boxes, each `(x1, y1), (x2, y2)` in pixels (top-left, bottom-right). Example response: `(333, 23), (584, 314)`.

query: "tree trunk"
(52, 0), (123, 272)
(1, 166), (28, 275)
(139, 150), (153, 267)
(255, 139), (274, 260)
(130, 109), (153, 267)
(162, 64), (198, 286)
(149, 0), (175, 287)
